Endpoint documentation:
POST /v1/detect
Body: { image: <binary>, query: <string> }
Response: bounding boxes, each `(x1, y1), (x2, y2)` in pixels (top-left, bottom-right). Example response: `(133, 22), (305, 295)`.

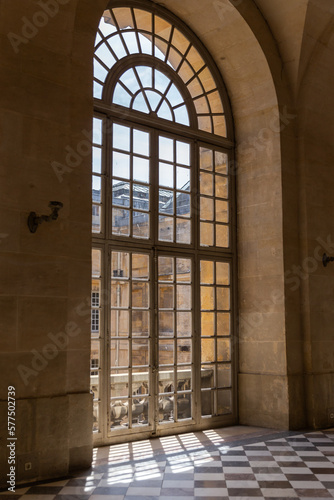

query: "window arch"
(91, 0), (236, 445)
(93, 3), (232, 138)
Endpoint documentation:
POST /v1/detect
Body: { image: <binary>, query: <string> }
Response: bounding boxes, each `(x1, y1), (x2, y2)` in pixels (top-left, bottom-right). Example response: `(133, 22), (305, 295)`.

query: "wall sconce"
(323, 253), (334, 267)
(28, 201), (63, 233)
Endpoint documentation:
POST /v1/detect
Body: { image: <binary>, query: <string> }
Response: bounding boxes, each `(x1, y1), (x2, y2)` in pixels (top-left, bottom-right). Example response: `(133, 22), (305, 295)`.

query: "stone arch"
(72, 0), (295, 429)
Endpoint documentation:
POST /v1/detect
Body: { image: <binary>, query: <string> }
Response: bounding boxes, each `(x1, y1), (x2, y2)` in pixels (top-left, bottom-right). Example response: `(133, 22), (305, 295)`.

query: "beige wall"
(1, 0), (334, 488)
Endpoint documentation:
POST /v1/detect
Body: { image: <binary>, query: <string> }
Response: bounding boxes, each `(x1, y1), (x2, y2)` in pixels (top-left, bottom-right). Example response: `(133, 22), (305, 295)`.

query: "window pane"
(200, 172), (213, 196)
(159, 216), (174, 242)
(176, 259), (191, 282)
(176, 218), (191, 244)
(93, 176), (101, 203)
(113, 124), (130, 151)
(200, 261), (214, 285)
(113, 152), (130, 179)
(132, 254), (149, 280)
(159, 311), (174, 337)
(133, 185), (149, 211)
(200, 222), (214, 247)
(177, 285), (191, 310)
(93, 118), (103, 145)
(216, 262), (230, 286)
(201, 286), (215, 310)
(159, 257), (174, 281)
(112, 208), (130, 235)
(159, 163), (174, 188)
(111, 251), (129, 278)
(201, 339), (215, 363)
(113, 83), (132, 107)
(177, 167), (190, 191)
(159, 284), (174, 309)
(133, 129), (149, 157)
(111, 282), (129, 308)
(132, 311), (150, 337)
(216, 200), (229, 223)
(177, 312), (192, 337)
(111, 310), (129, 337)
(159, 136), (174, 162)
(133, 212), (149, 239)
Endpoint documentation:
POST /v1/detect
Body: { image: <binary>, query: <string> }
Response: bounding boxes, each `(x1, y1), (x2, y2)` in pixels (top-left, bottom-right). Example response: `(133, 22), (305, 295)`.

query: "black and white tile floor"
(2, 427), (334, 499)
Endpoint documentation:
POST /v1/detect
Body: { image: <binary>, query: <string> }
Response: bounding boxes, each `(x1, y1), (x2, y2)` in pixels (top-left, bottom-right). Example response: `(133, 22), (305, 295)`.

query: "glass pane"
(155, 69), (171, 93)
(133, 184), (149, 210)
(176, 219), (191, 244)
(213, 115), (227, 137)
(216, 224), (229, 247)
(111, 339), (129, 367)
(159, 311), (174, 337)
(201, 338), (215, 363)
(200, 261), (214, 285)
(187, 46), (205, 72)
(177, 394), (191, 420)
(177, 167), (190, 191)
(139, 33), (153, 55)
(176, 259), (191, 282)
(216, 200), (229, 223)
(93, 402), (99, 432)
(132, 310), (150, 337)
(112, 208), (130, 236)
(111, 310), (129, 337)
(201, 390), (213, 416)
(159, 163), (174, 188)
(215, 151), (228, 174)
(174, 105), (189, 126)
(200, 148), (213, 171)
(200, 222), (214, 247)
(155, 15), (172, 41)
(133, 129), (149, 157)
(157, 101), (173, 121)
(177, 339), (191, 364)
(216, 287), (230, 310)
(159, 340), (174, 365)
(217, 365), (231, 388)
(132, 282), (149, 308)
(177, 285), (191, 310)
(111, 282), (129, 308)
(92, 176), (101, 203)
(134, 8), (152, 31)
(133, 92), (150, 113)
(176, 193), (190, 217)
(110, 399), (128, 426)
(159, 216), (174, 242)
(201, 286), (215, 310)
(109, 34), (127, 59)
(113, 83), (132, 107)
(216, 176), (228, 199)
(167, 47), (182, 70)
(166, 84), (183, 107)
(136, 66), (152, 88)
(208, 90), (224, 115)
(132, 339), (149, 366)
(93, 118), (103, 145)
(98, 14), (117, 37)
(198, 116), (212, 133)
(112, 181), (130, 207)
(198, 66), (216, 93)
(111, 252), (129, 278)
(178, 60), (194, 83)
(93, 147), (102, 173)
(113, 152), (130, 179)
(177, 312), (192, 337)
(217, 338), (231, 362)
(159, 256), (174, 281)
(201, 312), (215, 336)
(132, 397), (149, 427)
(216, 262), (230, 286)
(122, 32), (140, 54)
(92, 204), (101, 233)
(132, 254), (149, 279)
(187, 77), (202, 98)
(217, 313), (230, 336)
(92, 249), (101, 277)
(159, 136), (174, 162)
(93, 81), (103, 99)
(217, 389), (232, 415)
(145, 89), (162, 112)
(159, 190), (173, 214)
(132, 370), (149, 396)
(177, 367), (192, 390)
(120, 68), (140, 93)
(201, 366), (214, 389)
(95, 43), (116, 68)
(159, 284), (174, 309)
(133, 212), (150, 239)
(159, 396), (174, 422)
(201, 197), (214, 221)
(172, 28), (190, 54)
(200, 172), (213, 196)
(159, 369), (173, 393)
(113, 124), (130, 151)
(194, 96), (210, 115)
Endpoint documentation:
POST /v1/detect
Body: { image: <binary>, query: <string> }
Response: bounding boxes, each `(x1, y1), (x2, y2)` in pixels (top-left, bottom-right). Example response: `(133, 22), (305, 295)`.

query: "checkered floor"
(2, 427), (334, 499)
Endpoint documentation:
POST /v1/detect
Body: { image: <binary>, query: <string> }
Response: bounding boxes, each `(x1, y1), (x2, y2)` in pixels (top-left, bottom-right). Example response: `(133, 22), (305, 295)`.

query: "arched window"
(91, 1), (236, 445)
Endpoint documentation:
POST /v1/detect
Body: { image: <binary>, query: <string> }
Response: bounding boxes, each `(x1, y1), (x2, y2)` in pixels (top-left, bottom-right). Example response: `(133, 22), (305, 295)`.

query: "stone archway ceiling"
(253, 0), (308, 96)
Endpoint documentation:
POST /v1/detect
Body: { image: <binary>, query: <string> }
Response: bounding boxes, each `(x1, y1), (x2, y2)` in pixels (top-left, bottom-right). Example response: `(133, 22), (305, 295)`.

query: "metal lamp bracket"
(28, 201), (63, 233)
(323, 253), (334, 267)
